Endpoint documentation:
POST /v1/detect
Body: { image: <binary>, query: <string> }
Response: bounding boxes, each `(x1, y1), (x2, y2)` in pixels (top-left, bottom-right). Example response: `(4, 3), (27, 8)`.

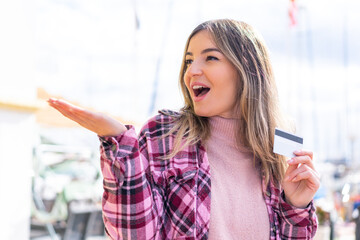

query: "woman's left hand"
(282, 150), (320, 208)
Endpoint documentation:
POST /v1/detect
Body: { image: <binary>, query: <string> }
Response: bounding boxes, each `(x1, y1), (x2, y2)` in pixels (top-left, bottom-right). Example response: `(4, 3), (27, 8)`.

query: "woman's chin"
(194, 108), (213, 118)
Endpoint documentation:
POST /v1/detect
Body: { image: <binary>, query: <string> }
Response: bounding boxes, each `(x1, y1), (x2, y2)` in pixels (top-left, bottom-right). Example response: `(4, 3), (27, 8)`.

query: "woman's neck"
(208, 116), (237, 146)
(207, 116), (251, 153)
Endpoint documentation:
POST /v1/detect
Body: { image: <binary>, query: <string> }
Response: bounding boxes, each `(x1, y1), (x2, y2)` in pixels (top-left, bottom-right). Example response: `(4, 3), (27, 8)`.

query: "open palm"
(47, 98), (127, 137)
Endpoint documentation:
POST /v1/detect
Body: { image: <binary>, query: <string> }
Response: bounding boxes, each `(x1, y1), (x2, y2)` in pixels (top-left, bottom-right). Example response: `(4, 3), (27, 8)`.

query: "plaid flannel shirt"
(99, 110), (317, 240)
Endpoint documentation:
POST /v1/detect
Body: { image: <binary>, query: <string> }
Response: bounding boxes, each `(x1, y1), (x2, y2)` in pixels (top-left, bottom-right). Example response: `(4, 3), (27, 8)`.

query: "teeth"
(192, 85), (204, 90)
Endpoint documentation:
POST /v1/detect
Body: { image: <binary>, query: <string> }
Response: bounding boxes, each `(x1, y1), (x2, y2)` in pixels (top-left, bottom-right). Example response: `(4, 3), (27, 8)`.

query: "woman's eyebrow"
(201, 48), (221, 54)
(185, 48), (221, 57)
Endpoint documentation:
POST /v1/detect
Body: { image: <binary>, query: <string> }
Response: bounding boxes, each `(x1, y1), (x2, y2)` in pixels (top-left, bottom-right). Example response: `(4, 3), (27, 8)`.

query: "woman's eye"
(185, 59), (193, 65)
(206, 56), (219, 61)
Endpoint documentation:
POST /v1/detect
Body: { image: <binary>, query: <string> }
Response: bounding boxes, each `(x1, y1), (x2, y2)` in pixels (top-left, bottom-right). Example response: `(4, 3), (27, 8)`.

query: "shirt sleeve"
(99, 125), (160, 240)
(278, 191), (318, 239)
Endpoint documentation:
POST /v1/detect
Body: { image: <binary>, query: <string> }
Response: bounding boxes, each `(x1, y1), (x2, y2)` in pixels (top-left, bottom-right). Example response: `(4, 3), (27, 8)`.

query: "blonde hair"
(165, 19), (288, 185)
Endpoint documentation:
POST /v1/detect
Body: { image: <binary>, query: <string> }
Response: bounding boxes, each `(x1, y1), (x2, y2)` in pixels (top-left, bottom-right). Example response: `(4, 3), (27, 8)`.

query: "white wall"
(0, 110), (36, 240)
(0, 0), (36, 239)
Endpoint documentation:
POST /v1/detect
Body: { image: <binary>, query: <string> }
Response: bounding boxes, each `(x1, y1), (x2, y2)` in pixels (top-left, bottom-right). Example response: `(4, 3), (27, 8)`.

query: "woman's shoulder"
(139, 109), (181, 138)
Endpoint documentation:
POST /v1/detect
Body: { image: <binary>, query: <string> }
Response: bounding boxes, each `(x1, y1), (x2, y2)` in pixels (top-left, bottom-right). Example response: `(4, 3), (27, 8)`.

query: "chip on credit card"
(273, 128), (303, 158)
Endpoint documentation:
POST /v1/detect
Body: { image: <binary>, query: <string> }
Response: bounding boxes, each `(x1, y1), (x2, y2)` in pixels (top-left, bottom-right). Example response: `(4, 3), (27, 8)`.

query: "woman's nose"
(186, 61), (203, 77)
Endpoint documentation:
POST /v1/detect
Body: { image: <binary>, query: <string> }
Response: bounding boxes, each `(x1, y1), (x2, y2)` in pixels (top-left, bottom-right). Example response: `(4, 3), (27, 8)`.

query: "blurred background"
(0, 0), (359, 239)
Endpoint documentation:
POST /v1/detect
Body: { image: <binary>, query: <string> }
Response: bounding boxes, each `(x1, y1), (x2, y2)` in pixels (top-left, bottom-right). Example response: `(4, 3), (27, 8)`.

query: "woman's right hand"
(47, 98), (127, 137)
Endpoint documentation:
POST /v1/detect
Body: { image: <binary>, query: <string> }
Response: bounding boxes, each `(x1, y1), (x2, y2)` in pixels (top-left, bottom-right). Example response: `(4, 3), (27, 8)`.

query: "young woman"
(48, 19), (319, 239)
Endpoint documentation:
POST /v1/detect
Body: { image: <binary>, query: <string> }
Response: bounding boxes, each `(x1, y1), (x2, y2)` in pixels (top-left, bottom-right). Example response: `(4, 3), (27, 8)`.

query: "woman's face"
(184, 30), (239, 118)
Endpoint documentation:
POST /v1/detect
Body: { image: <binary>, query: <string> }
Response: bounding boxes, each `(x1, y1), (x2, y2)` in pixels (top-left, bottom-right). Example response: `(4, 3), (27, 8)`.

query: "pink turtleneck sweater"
(206, 116), (270, 240)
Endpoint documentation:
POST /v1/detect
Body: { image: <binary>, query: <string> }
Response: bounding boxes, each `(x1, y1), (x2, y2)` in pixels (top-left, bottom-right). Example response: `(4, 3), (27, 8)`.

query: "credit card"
(273, 128), (303, 158)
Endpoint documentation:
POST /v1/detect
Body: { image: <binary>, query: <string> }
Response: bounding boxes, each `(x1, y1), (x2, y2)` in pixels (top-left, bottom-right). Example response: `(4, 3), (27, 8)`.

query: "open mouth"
(193, 85), (210, 97)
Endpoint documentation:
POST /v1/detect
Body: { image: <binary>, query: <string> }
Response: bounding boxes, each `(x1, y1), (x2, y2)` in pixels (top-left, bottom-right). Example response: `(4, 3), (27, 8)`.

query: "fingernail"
(284, 176), (290, 181)
(287, 159), (294, 164)
(294, 150), (301, 154)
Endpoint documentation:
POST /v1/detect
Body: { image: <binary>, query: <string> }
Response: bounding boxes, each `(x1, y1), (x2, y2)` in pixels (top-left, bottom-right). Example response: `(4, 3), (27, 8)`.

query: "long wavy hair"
(165, 19), (289, 185)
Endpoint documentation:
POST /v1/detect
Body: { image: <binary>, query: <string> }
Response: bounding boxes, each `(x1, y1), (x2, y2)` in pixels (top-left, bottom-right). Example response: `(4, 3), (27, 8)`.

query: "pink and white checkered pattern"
(99, 110), (317, 240)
